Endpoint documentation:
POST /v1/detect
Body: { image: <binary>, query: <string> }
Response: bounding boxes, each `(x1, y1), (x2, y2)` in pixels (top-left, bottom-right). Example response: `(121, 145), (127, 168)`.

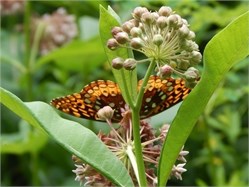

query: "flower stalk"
(129, 59), (156, 186)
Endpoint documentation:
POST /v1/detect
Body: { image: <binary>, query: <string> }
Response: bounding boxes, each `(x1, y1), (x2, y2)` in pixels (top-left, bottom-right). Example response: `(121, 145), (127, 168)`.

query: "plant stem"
(29, 22), (45, 70)
(24, 1), (32, 100)
(135, 59), (156, 108)
(131, 59), (156, 187)
(24, 2), (30, 67)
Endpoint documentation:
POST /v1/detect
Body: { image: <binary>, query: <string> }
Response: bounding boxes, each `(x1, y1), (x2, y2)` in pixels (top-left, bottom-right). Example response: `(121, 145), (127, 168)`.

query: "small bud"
(112, 57), (124, 69)
(183, 41), (197, 52)
(184, 67), (199, 82)
(151, 12), (159, 20)
(180, 39), (192, 50)
(130, 27), (142, 37)
(115, 32), (129, 44)
(156, 16), (168, 29)
(107, 38), (119, 50)
(158, 64), (173, 78)
(187, 67), (199, 76)
(190, 51), (202, 64)
(129, 18), (140, 27)
(123, 58), (137, 70)
(132, 7), (148, 20)
(122, 21), (134, 33)
(167, 14), (178, 27)
(182, 18), (188, 25)
(178, 25), (190, 38)
(175, 15), (183, 28)
(190, 42), (199, 51)
(158, 6), (172, 16)
(97, 106), (114, 121)
(169, 61), (177, 68)
(177, 59), (190, 70)
(153, 34), (164, 46)
(130, 37), (144, 49)
(187, 31), (195, 40)
(141, 12), (154, 24)
(111, 26), (123, 37)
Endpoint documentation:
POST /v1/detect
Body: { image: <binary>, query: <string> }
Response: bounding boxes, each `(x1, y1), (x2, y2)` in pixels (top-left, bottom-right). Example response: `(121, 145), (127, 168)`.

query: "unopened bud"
(158, 6), (172, 16)
(190, 51), (202, 64)
(187, 31), (195, 40)
(115, 32), (129, 44)
(168, 14), (178, 27)
(178, 59), (190, 70)
(151, 12), (159, 20)
(141, 12), (154, 24)
(123, 58), (137, 70)
(156, 16), (168, 29)
(107, 38), (119, 50)
(132, 7), (148, 20)
(184, 67), (199, 82)
(111, 26), (123, 37)
(158, 64), (173, 78)
(175, 15), (183, 29)
(122, 21), (134, 33)
(130, 37), (144, 49)
(180, 39), (192, 50)
(169, 61), (177, 68)
(178, 25), (190, 38)
(129, 18), (140, 27)
(97, 106), (114, 121)
(130, 27), (142, 37)
(153, 34), (164, 46)
(112, 57), (124, 69)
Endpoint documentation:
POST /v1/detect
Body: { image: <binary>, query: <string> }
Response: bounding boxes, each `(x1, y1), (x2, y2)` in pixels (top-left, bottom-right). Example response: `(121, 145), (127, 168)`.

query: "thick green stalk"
(131, 59), (156, 187)
(131, 108), (147, 186)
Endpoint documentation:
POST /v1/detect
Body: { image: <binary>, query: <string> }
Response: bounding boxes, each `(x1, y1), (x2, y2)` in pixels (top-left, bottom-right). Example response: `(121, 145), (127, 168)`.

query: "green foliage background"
(1, 1), (248, 186)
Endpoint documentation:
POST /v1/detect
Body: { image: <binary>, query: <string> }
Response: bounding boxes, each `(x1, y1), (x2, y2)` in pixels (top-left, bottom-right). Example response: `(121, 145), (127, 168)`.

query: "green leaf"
(0, 87), (134, 187)
(158, 11), (249, 186)
(99, 5), (137, 104)
(35, 37), (106, 74)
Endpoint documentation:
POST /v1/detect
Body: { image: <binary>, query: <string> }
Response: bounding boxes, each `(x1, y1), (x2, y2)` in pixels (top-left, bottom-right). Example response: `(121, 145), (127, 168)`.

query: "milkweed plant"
(1, 3), (248, 187)
(72, 6), (201, 186)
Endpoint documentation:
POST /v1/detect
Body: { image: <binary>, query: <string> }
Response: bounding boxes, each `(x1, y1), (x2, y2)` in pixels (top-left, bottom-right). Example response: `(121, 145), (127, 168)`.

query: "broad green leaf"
(158, 11), (249, 186)
(35, 37), (106, 74)
(99, 5), (137, 104)
(0, 87), (134, 187)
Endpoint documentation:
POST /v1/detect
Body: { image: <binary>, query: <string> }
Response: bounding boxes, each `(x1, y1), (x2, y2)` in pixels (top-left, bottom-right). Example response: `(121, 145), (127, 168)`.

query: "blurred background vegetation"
(1, 0), (248, 186)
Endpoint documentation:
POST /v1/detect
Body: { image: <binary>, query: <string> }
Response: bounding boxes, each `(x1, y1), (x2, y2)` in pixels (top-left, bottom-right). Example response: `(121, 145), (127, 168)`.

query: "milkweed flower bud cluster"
(32, 8), (78, 55)
(107, 6), (201, 85)
(72, 118), (189, 186)
(0, 0), (25, 16)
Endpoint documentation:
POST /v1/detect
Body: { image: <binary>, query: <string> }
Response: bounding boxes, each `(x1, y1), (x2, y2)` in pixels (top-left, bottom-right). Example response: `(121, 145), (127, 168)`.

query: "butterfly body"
(51, 76), (190, 122)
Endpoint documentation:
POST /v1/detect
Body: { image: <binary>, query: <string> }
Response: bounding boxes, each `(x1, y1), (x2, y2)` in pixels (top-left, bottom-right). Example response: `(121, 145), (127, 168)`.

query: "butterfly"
(50, 76), (190, 122)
